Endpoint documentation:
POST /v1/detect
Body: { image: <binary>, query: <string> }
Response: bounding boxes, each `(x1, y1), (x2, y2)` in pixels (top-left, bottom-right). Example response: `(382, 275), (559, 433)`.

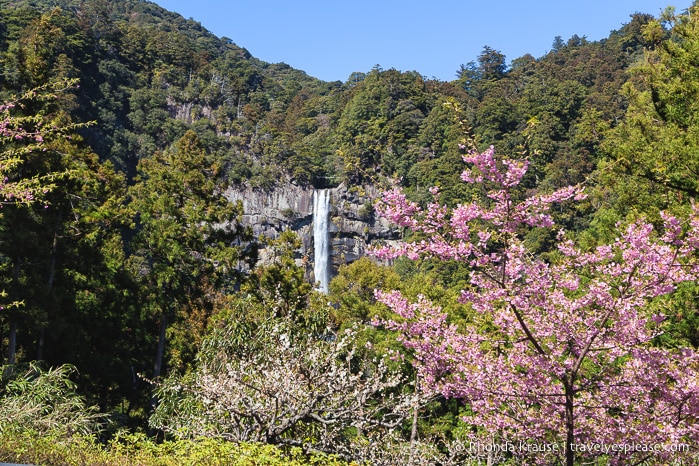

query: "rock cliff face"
(225, 182), (399, 286)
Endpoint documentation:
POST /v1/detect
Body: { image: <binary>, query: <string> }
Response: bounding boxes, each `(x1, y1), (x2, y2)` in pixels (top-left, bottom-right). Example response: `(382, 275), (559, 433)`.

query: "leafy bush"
(0, 362), (101, 437)
(0, 431), (352, 465)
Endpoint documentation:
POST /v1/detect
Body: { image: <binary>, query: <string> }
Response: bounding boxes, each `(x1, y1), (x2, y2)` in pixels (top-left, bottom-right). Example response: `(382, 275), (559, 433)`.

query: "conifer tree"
(128, 130), (253, 380)
(603, 5), (699, 211)
(0, 80), (97, 365)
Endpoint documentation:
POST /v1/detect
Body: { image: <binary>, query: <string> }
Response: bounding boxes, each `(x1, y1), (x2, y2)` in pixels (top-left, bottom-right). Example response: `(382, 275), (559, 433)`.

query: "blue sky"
(154, 1), (692, 82)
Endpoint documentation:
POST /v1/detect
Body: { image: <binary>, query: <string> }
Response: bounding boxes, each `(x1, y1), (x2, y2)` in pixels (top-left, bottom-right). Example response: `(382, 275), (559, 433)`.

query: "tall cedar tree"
(603, 4), (699, 210)
(129, 130), (253, 380)
(0, 80), (101, 366)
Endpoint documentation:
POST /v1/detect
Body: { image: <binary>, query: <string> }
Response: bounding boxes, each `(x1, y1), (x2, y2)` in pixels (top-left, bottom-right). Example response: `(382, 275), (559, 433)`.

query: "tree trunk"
(37, 206), (62, 361)
(7, 320), (17, 365)
(7, 257), (20, 365)
(408, 372), (420, 464)
(150, 310), (169, 416)
(564, 380), (575, 466)
(153, 310), (168, 379)
(408, 403), (419, 464)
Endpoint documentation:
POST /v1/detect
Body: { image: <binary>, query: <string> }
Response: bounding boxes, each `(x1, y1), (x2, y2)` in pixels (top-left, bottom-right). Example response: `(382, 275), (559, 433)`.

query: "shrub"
(0, 362), (101, 437)
(0, 431), (352, 466)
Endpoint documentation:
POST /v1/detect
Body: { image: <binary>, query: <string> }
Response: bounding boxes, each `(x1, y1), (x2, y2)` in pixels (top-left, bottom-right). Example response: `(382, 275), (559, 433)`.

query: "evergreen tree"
(128, 130), (254, 380)
(602, 5), (699, 214)
(0, 80), (98, 366)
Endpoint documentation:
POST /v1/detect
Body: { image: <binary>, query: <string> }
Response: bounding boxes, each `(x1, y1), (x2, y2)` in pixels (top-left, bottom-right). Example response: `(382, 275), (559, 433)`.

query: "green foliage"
(0, 431), (352, 465)
(329, 257), (402, 326)
(0, 362), (101, 437)
(242, 230), (313, 320)
(601, 5), (699, 218)
(130, 130), (249, 291)
(334, 68), (433, 183)
(0, 79), (139, 396)
(0, 79), (90, 204)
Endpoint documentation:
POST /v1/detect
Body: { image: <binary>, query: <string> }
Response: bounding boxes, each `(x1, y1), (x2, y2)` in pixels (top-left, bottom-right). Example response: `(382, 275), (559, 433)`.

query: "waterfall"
(313, 189), (331, 293)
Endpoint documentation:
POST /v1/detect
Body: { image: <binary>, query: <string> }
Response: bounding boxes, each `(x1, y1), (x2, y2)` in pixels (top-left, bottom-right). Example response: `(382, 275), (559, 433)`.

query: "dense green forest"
(0, 0), (698, 464)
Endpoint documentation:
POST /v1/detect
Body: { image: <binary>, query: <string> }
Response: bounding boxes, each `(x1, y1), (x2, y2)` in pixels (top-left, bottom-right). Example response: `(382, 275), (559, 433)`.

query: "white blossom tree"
(150, 309), (427, 462)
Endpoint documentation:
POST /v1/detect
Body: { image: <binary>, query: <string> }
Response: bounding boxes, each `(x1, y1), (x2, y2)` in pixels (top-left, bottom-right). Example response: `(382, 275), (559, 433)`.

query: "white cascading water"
(313, 189), (331, 293)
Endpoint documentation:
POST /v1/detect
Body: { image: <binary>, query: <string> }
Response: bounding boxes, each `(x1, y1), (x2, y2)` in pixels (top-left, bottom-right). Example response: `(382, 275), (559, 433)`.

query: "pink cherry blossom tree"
(373, 143), (699, 465)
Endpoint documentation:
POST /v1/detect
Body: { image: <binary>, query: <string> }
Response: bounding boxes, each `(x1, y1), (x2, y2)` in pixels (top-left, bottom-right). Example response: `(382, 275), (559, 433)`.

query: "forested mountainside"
(0, 0), (655, 191)
(0, 0), (699, 464)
